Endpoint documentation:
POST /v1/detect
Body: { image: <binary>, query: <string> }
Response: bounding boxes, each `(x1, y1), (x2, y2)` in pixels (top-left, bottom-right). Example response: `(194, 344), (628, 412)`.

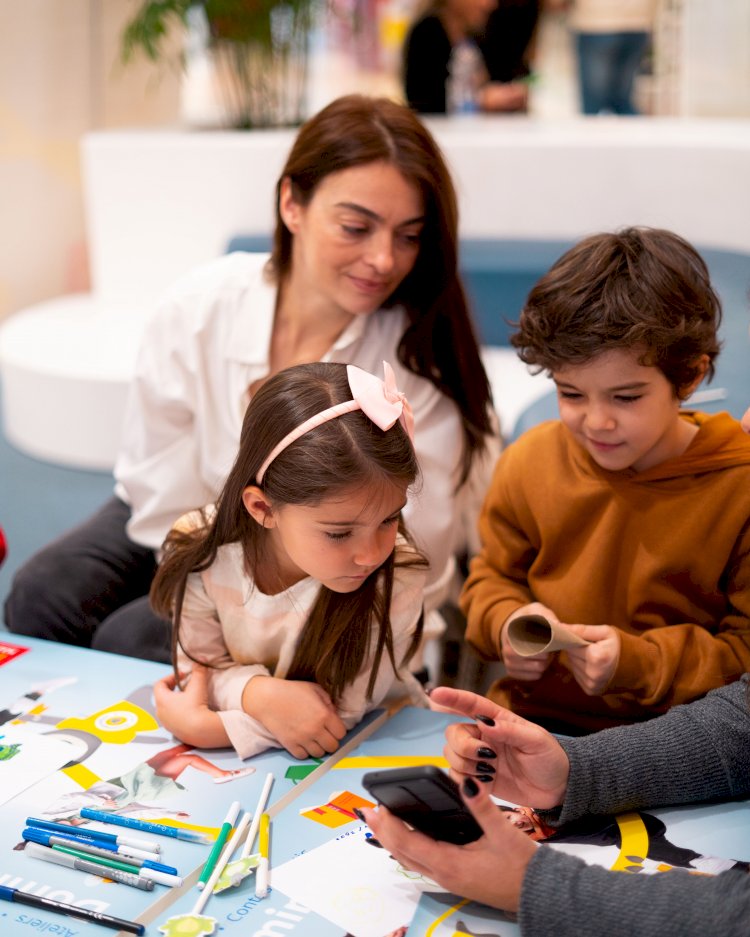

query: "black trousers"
(3, 496), (171, 663)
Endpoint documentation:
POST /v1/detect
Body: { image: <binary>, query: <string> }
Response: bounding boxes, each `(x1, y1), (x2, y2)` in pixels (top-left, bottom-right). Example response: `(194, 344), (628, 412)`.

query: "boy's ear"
(242, 486), (276, 528)
(278, 176), (301, 234)
(680, 354), (710, 400)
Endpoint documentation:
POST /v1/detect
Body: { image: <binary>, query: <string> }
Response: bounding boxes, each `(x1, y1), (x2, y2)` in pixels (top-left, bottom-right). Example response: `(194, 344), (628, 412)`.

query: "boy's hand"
(564, 625), (621, 695)
(153, 666), (230, 748)
(242, 676), (347, 760)
(500, 603), (555, 680)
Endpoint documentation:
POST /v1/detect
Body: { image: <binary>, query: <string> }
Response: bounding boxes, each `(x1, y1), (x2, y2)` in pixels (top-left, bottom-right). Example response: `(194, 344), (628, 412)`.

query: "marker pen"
(22, 829), (178, 875)
(26, 816), (160, 854)
(80, 808), (211, 844)
(25, 843), (154, 891)
(0, 884), (145, 936)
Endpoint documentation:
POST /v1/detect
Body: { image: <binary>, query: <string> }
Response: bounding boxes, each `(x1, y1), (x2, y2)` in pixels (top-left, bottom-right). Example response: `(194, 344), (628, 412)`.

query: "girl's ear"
(242, 486), (276, 528)
(680, 354), (710, 400)
(278, 176), (302, 234)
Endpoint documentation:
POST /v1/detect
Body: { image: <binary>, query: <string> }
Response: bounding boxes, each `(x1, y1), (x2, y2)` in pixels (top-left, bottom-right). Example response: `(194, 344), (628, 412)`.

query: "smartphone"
(362, 765), (483, 845)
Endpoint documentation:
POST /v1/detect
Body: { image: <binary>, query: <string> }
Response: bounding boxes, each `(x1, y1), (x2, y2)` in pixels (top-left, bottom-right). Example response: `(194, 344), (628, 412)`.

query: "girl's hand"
(429, 686), (569, 808)
(564, 624), (621, 695)
(500, 603), (556, 681)
(361, 778), (537, 913)
(153, 666), (230, 748)
(242, 677), (347, 759)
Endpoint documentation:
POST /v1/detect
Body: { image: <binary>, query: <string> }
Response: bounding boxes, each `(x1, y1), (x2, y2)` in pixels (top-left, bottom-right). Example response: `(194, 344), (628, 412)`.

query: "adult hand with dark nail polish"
(360, 778), (536, 913)
(429, 686), (570, 808)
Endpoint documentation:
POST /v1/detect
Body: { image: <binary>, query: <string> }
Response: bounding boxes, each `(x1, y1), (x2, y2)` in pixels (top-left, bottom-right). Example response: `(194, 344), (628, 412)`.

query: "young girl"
(150, 361), (429, 761)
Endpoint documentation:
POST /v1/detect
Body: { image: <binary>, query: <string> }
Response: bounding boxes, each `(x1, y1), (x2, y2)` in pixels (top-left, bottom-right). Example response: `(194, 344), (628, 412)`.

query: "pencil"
(255, 813), (270, 899)
(0, 884), (144, 935)
(197, 800), (241, 891)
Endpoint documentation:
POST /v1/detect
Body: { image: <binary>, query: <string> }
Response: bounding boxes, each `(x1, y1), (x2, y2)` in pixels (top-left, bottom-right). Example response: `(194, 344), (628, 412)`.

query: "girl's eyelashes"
(324, 511), (401, 542)
(614, 394), (642, 403)
(341, 225), (368, 237)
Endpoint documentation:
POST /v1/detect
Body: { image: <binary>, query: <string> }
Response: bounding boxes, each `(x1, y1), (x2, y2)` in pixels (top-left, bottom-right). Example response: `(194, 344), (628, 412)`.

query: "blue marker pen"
(80, 808), (212, 844)
(26, 816), (160, 854)
(22, 829), (179, 875)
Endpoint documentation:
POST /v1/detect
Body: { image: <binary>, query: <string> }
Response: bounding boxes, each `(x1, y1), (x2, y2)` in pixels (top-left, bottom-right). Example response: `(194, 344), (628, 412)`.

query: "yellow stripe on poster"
(611, 812), (649, 872)
(62, 763), (101, 789)
(334, 755), (450, 770)
(425, 897), (470, 937)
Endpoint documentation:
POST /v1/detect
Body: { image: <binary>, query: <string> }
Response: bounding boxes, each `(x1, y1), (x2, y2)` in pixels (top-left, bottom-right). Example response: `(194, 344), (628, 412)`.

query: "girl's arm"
(166, 571), (282, 758)
(175, 570), (348, 760)
(153, 667), (230, 749)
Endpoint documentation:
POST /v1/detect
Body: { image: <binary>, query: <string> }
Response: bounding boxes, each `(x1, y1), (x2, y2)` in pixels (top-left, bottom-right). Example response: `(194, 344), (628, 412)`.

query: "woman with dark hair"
(5, 94), (495, 663)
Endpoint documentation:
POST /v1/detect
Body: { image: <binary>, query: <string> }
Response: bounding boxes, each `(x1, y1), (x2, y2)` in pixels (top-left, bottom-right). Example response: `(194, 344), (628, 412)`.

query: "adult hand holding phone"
(361, 775), (537, 913)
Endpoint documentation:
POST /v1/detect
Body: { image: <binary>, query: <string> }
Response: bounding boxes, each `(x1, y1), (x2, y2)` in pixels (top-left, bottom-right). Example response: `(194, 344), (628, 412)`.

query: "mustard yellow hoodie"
(461, 411), (750, 732)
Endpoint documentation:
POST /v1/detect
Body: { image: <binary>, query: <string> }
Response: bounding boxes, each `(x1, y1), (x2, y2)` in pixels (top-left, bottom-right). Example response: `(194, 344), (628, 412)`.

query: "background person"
(403, 0), (530, 114)
(4, 94), (496, 663)
(478, 0), (541, 88)
(567, 0), (657, 115)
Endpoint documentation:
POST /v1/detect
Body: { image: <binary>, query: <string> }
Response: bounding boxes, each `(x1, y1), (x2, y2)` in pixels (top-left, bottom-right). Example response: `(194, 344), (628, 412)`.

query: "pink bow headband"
(256, 362), (415, 484)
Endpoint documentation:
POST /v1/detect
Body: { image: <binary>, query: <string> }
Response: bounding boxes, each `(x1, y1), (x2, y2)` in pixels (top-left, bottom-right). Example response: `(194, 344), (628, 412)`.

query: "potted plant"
(121, 0), (315, 129)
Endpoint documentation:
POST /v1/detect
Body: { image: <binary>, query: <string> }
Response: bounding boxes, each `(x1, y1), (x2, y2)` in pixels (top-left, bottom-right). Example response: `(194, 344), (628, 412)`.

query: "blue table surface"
(1, 635), (748, 937)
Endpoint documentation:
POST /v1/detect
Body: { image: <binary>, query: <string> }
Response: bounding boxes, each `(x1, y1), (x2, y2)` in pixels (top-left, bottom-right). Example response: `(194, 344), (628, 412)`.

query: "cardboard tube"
(505, 614), (590, 657)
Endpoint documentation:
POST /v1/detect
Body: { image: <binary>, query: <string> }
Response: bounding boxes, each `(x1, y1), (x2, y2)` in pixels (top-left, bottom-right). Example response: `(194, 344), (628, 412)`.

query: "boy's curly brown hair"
(511, 227), (722, 397)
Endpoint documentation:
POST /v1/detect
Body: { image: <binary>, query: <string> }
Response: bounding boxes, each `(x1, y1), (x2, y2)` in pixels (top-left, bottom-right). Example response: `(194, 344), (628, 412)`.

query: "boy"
(461, 227), (750, 734)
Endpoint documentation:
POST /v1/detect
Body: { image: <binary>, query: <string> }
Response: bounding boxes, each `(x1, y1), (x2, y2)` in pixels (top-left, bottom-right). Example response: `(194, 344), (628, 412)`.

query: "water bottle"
(447, 40), (482, 115)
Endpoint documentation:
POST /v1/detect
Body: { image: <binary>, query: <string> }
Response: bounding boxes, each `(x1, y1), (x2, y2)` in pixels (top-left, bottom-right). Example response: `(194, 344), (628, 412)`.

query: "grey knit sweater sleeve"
(518, 677), (750, 937)
(521, 848), (750, 937)
(556, 676), (750, 823)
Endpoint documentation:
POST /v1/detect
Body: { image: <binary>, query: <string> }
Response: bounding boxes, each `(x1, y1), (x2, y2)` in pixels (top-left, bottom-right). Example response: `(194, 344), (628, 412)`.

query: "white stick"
(191, 811), (251, 915)
(241, 772), (274, 859)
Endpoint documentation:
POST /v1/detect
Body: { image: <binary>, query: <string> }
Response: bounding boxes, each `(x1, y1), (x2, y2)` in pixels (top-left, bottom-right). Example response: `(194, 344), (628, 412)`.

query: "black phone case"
(362, 765), (483, 844)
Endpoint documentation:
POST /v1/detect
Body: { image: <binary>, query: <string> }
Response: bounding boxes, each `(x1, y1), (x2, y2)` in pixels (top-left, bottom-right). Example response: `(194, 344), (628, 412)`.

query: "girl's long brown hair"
(151, 362), (427, 702)
(268, 93), (493, 485)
